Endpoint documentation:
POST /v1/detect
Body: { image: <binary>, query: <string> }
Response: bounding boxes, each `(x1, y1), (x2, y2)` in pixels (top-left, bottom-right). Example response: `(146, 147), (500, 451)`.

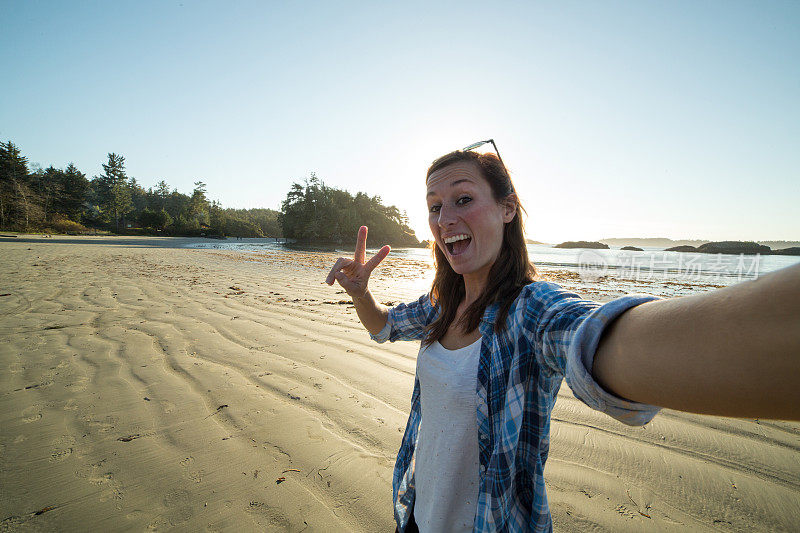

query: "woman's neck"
(462, 268), (490, 306)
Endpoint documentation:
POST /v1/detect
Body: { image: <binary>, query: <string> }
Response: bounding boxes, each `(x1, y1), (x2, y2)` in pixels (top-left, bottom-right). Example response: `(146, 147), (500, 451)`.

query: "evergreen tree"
(56, 163), (89, 220)
(30, 165), (64, 221)
(155, 180), (170, 210)
(139, 207), (172, 231)
(189, 181), (210, 227)
(218, 207), (282, 238)
(128, 176), (148, 216)
(95, 153), (132, 230)
(0, 141), (35, 230)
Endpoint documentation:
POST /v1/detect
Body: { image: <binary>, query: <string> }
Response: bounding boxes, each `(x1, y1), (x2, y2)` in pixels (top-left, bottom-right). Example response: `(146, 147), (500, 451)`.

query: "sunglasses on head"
(462, 139), (506, 171)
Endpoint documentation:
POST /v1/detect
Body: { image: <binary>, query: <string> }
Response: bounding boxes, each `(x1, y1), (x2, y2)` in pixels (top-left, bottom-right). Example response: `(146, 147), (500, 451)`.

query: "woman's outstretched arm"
(592, 263), (800, 420)
(325, 226), (390, 335)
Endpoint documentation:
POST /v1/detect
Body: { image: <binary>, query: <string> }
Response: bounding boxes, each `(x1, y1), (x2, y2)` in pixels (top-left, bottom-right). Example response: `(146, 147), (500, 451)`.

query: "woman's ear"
(501, 194), (517, 223)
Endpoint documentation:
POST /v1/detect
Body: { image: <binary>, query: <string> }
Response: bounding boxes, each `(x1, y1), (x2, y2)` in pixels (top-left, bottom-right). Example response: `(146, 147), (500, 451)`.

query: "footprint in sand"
(306, 425), (325, 443)
(147, 515), (168, 530)
(66, 375), (89, 392)
(53, 434), (76, 448)
(50, 447), (73, 461)
(160, 400), (176, 414)
(179, 456), (204, 483)
(246, 501), (291, 529)
(90, 472), (115, 486)
(63, 399), (79, 411)
(614, 504), (638, 519)
(82, 414), (118, 433)
(158, 489), (194, 527)
(71, 456), (125, 504)
(22, 405), (42, 423)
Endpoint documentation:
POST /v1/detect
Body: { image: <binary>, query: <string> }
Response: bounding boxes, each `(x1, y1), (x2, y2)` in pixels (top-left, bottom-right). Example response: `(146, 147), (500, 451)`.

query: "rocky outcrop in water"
(771, 247), (800, 256)
(621, 246), (643, 251)
(554, 241), (609, 249)
(696, 241), (771, 255)
(663, 241), (795, 255)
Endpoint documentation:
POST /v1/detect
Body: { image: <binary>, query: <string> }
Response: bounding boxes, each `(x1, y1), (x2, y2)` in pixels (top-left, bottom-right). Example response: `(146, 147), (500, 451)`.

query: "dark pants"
(394, 509), (419, 533)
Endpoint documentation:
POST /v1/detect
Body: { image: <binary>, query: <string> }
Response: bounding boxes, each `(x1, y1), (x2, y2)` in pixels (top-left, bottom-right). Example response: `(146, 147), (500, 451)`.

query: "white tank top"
(414, 338), (481, 532)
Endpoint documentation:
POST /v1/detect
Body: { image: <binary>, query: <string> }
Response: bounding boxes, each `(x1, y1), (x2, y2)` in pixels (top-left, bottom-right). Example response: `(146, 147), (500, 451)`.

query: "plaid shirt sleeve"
(527, 282), (662, 426)
(369, 293), (436, 343)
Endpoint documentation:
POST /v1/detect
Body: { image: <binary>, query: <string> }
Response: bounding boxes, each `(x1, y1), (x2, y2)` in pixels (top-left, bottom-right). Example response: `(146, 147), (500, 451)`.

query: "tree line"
(0, 141), (421, 245)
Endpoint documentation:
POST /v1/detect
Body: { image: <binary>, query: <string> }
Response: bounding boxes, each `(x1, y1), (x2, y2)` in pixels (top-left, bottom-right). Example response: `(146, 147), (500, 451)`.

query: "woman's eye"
(456, 196), (472, 206)
(429, 204), (441, 213)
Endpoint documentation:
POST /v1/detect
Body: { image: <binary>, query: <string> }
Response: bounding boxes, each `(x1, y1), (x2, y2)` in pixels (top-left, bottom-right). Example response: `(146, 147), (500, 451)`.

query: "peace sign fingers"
(355, 225), (390, 272)
(324, 226), (390, 299)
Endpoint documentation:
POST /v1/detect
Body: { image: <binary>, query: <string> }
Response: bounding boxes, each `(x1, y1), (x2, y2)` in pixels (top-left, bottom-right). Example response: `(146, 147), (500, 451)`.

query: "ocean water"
(188, 239), (799, 298)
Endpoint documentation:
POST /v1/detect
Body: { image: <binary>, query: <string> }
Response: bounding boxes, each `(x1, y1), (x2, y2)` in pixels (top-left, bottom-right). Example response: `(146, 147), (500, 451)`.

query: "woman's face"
(426, 161), (516, 278)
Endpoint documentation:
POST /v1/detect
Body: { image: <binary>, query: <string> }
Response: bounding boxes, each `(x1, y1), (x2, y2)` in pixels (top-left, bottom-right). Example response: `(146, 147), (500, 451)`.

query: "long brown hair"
(424, 150), (536, 345)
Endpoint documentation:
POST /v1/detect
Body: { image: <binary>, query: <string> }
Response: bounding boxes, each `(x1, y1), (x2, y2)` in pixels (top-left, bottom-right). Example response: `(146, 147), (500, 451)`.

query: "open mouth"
(444, 234), (472, 256)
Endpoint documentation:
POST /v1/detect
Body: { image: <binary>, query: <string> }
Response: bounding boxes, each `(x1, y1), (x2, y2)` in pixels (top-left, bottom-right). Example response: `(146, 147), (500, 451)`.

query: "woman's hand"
(326, 226), (391, 300)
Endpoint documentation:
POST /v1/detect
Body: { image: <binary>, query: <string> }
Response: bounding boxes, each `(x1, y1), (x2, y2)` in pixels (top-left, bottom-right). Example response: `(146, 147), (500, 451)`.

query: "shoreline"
(1, 236), (798, 531)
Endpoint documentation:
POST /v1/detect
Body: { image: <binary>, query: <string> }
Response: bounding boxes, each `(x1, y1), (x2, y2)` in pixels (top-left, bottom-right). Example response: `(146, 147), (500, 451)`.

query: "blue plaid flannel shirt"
(370, 281), (661, 532)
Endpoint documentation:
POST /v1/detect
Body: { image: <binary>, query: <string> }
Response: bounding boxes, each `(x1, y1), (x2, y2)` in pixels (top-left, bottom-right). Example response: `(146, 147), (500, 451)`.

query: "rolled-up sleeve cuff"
(369, 315), (393, 343)
(565, 294), (662, 426)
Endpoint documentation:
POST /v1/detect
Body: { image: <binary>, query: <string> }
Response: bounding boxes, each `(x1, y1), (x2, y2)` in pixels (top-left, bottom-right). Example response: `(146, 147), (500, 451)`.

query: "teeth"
(444, 234), (471, 244)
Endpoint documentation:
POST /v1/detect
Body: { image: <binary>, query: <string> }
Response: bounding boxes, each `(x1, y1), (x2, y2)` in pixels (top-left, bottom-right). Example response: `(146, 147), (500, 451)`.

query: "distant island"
(281, 175), (421, 246)
(664, 245), (698, 253)
(601, 237), (800, 249)
(554, 241), (609, 249)
(665, 241), (800, 256)
(771, 247), (800, 256)
(552, 238), (800, 256)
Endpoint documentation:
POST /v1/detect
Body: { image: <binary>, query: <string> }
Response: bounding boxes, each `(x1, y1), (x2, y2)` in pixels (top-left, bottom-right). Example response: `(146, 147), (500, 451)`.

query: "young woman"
(325, 147), (800, 532)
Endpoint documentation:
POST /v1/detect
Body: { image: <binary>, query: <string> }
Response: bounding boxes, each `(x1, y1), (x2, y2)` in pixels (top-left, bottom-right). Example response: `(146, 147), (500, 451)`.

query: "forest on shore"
(0, 141), (421, 246)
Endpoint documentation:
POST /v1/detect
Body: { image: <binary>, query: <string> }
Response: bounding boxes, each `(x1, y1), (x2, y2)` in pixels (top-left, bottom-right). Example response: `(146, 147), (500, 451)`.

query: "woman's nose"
(437, 204), (458, 227)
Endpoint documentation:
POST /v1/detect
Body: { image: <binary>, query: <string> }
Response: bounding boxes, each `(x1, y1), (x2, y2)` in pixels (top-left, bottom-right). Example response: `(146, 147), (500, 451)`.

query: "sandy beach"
(1, 235), (798, 532)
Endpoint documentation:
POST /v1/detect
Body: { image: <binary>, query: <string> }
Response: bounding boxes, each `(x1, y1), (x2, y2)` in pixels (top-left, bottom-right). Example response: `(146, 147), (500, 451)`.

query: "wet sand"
(1, 236), (798, 531)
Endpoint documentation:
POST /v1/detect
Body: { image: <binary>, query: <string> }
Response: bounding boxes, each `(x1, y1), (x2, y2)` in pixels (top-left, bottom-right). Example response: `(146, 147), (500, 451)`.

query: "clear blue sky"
(2, 0), (798, 243)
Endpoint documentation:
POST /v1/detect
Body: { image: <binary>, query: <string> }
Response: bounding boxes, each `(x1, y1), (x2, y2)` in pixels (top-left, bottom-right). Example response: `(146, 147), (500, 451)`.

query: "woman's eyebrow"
(426, 178), (474, 197)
